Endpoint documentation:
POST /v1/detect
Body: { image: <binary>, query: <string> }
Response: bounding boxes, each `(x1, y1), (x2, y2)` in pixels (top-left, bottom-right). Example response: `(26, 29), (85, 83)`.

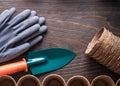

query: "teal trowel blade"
(27, 48), (76, 75)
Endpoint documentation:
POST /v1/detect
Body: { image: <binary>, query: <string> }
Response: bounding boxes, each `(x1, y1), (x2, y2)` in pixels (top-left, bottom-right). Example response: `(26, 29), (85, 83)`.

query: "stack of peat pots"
(0, 74), (120, 86)
(85, 27), (120, 74)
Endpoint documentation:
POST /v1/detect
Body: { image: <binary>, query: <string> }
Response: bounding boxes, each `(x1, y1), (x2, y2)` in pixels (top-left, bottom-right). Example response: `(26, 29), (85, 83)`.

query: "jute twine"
(85, 27), (120, 74)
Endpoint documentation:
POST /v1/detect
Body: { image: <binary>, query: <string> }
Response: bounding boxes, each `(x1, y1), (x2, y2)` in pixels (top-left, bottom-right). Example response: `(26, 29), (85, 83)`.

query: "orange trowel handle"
(0, 58), (28, 76)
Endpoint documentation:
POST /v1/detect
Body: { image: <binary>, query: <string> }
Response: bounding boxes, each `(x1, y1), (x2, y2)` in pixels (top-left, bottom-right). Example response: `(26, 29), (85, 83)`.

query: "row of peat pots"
(0, 74), (120, 86)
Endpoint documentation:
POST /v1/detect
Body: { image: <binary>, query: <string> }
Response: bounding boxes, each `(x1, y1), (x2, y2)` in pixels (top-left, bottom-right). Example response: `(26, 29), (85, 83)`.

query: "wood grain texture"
(0, 0), (120, 83)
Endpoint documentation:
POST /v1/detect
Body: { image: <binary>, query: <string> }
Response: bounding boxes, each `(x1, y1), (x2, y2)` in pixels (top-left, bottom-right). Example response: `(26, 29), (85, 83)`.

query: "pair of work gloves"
(0, 7), (48, 63)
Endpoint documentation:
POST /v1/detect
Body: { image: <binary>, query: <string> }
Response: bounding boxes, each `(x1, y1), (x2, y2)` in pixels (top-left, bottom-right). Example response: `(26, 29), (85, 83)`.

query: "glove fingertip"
(9, 7), (16, 12)
(28, 10), (37, 17)
(39, 17), (46, 25)
(39, 25), (48, 34)
(33, 16), (39, 20)
(32, 24), (40, 30)
(31, 10), (37, 15)
(7, 7), (16, 16)
(39, 35), (43, 39)
(25, 9), (31, 13)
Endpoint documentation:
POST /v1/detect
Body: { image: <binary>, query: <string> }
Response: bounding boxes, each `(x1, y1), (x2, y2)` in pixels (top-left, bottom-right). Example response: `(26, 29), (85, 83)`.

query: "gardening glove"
(0, 8), (47, 63)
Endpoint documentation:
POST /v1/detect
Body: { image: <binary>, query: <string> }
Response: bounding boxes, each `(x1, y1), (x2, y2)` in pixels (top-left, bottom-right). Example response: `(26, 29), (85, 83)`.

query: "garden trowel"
(0, 48), (76, 76)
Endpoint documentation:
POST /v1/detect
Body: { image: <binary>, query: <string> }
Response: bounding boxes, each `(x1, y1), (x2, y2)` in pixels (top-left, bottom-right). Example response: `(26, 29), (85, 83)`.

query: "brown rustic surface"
(0, 0), (120, 83)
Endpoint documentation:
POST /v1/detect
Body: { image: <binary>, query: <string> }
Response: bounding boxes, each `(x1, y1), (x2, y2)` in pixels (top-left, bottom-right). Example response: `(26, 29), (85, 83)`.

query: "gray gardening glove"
(0, 8), (47, 63)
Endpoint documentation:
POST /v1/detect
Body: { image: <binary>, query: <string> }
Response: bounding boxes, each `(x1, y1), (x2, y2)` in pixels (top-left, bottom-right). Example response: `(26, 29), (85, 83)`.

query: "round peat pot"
(42, 74), (66, 86)
(91, 75), (115, 86)
(67, 75), (90, 86)
(0, 75), (16, 86)
(17, 75), (41, 86)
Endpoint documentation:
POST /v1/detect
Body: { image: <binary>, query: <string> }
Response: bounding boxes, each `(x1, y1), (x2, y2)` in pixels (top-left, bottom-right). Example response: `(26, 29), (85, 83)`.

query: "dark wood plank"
(0, 0), (120, 83)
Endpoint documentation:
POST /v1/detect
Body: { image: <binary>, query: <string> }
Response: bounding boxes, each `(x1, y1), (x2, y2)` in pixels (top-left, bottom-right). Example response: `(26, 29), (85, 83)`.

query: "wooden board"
(0, 0), (120, 83)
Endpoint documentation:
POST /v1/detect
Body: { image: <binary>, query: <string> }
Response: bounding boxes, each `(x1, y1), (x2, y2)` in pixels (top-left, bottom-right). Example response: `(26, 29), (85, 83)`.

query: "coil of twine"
(85, 27), (120, 74)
